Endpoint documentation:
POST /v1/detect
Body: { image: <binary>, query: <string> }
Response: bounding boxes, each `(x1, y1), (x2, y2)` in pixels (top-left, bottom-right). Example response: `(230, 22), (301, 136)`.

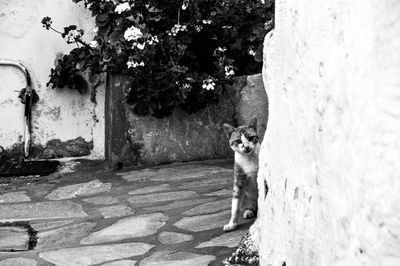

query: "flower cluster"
(89, 40), (98, 48)
(225, 65), (234, 77)
(168, 24), (187, 37)
(124, 26), (143, 41)
(202, 77), (216, 91)
(63, 27), (84, 44)
(127, 58), (144, 68)
(41, 16), (52, 29)
(115, 2), (131, 14)
(42, 0), (274, 118)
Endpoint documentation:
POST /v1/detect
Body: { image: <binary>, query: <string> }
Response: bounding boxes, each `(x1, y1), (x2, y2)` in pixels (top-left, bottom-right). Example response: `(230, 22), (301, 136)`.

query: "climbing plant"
(42, 0), (274, 118)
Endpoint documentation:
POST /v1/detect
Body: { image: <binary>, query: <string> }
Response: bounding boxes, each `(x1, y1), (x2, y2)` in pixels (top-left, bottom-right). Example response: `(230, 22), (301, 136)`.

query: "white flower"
(124, 26), (143, 41)
(202, 19), (212, 24)
(136, 42), (145, 50)
(248, 49), (256, 56)
(182, 0), (189, 10)
(225, 65), (235, 77)
(217, 47), (227, 53)
(194, 25), (203, 32)
(93, 27), (99, 33)
(89, 40), (98, 48)
(127, 59), (145, 68)
(202, 78), (216, 91)
(147, 35), (159, 45)
(182, 83), (191, 89)
(115, 3), (131, 14)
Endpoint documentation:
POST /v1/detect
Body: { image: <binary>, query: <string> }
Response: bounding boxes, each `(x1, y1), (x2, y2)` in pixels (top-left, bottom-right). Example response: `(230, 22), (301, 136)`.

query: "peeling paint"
(0, 0), (105, 159)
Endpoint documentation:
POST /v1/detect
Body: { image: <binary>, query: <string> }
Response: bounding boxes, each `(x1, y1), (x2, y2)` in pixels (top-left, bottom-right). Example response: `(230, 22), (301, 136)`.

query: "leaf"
(75, 60), (85, 70)
(231, 38), (243, 51)
(148, 6), (161, 13)
(109, 30), (123, 45)
(96, 13), (109, 22)
(254, 43), (264, 63)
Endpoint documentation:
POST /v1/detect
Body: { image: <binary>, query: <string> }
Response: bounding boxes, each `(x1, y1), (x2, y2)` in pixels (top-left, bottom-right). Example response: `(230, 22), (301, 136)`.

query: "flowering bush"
(42, 0), (274, 117)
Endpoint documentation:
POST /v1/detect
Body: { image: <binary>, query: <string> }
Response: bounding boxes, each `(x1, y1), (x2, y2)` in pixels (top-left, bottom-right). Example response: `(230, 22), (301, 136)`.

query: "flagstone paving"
(97, 204), (135, 218)
(157, 231), (194, 244)
(0, 159), (255, 265)
(0, 192), (31, 203)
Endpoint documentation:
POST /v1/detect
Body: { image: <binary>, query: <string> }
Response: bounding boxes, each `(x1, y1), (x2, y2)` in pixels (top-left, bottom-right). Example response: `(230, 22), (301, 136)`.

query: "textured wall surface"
(0, 0), (105, 158)
(108, 74), (268, 166)
(258, 0), (400, 265)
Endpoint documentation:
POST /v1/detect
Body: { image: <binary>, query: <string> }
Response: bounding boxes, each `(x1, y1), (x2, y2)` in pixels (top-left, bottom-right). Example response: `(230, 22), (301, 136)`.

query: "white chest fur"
(234, 143), (260, 174)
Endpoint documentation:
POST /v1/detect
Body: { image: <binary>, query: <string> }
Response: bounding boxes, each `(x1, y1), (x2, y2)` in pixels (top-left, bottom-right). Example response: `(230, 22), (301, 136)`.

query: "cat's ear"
(249, 117), (257, 130)
(223, 123), (235, 137)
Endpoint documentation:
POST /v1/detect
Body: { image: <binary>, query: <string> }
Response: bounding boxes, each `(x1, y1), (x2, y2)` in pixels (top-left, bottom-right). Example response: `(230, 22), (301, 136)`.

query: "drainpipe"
(0, 59), (38, 158)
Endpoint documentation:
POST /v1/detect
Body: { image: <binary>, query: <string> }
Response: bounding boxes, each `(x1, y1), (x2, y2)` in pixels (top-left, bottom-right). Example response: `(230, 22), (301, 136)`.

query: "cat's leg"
(243, 174), (258, 219)
(223, 182), (242, 232)
(224, 198), (240, 231)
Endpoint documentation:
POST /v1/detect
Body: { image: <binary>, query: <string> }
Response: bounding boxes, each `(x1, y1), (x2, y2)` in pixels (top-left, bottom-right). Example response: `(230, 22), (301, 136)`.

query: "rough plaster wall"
(0, 0), (105, 158)
(258, 0), (400, 265)
(236, 74), (269, 142)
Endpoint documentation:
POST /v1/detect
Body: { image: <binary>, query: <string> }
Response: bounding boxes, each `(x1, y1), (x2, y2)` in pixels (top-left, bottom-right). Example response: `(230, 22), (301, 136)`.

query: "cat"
(223, 117), (260, 232)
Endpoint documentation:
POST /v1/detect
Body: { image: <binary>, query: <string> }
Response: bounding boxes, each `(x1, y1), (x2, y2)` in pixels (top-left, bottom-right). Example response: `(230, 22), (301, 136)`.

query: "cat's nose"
(244, 146), (252, 153)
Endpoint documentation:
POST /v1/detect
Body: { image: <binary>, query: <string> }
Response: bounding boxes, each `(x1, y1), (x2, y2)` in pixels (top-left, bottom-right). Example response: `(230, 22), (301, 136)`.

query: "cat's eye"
(248, 136), (258, 142)
(234, 140), (242, 145)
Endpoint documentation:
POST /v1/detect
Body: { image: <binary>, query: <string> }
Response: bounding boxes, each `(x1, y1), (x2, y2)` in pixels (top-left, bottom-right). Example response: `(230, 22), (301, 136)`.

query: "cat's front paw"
(223, 223), (238, 232)
(243, 210), (255, 219)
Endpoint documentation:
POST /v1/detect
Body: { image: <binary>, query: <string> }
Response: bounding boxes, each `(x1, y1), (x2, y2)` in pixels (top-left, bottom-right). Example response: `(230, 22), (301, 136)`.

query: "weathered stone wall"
(108, 74), (268, 167)
(0, 0), (105, 159)
(258, 0), (400, 265)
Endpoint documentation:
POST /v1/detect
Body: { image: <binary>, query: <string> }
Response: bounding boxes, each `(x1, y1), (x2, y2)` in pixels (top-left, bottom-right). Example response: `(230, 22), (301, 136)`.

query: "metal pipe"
(0, 59), (34, 158)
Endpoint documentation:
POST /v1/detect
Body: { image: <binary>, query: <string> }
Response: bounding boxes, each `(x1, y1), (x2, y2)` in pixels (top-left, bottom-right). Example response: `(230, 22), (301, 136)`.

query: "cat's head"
(223, 118), (259, 155)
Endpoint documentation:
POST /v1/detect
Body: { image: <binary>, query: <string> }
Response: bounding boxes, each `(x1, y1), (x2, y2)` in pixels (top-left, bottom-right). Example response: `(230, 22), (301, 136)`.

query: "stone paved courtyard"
(0, 159), (254, 266)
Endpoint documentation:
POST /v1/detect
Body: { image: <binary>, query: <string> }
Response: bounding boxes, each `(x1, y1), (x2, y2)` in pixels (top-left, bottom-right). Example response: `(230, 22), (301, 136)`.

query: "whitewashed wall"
(0, 0), (104, 158)
(258, 0), (400, 265)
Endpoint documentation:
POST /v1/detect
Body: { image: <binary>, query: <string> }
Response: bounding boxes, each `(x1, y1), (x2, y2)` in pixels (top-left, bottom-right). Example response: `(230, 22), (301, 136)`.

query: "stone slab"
(0, 192), (31, 203)
(36, 222), (96, 250)
(80, 213), (168, 245)
(139, 251), (215, 266)
(102, 260), (137, 266)
(178, 176), (231, 189)
(143, 198), (215, 212)
(0, 201), (87, 222)
(128, 184), (170, 195)
(150, 167), (233, 182)
(45, 179), (112, 200)
(0, 258), (37, 266)
(204, 189), (232, 197)
(127, 191), (196, 204)
(98, 205), (134, 218)
(0, 226), (30, 251)
(121, 166), (232, 182)
(82, 196), (119, 205)
(39, 242), (153, 266)
(196, 229), (246, 248)
(31, 220), (74, 231)
(157, 231), (194, 245)
(174, 210), (231, 232)
(182, 198), (231, 216)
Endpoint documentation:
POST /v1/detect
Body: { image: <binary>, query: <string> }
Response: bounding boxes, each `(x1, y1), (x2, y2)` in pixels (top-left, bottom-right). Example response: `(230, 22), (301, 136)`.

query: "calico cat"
(223, 117), (260, 232)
